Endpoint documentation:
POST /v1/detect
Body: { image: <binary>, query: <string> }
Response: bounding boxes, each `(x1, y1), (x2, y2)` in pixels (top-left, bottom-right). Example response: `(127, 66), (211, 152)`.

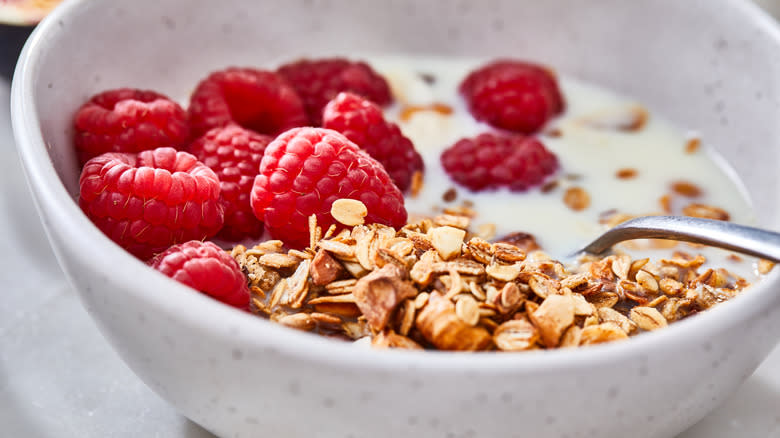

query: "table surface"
(2, 5), (780, 432)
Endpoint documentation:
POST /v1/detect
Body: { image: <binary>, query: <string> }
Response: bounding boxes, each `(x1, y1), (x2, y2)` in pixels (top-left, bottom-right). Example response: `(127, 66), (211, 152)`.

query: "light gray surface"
(1, 76), (779, 437)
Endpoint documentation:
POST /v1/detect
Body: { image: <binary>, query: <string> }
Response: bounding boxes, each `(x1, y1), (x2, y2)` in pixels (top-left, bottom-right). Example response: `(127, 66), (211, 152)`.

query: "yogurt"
(368, 56), (759, 281)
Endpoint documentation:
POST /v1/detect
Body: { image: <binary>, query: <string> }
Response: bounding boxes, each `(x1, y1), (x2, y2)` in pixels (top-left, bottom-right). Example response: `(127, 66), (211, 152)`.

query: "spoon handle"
(578, 216), (780, 262)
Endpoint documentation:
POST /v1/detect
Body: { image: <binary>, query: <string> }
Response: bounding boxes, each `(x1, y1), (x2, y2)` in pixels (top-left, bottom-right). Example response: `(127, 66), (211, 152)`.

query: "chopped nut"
(353, 264), (417, 331)
(331, 198), (368, 226)
(563, 186), (591, 211)
(415, 292), (493, 351)
(671, 180), (703, 197)
(580, 323), (629, 345)
(414, 292), (430, 309)
(682, 203), (730, 221)
(494, 318), (539, 351)
(571, 293), (594, 316)
(310, 249), (344, 286)
(629, 307), (668, 331)
(430, 226), (466, 260)
(528, 294), (575, 347)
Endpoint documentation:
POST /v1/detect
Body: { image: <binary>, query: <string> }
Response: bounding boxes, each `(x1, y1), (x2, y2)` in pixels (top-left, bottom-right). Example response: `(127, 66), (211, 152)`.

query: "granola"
(231, 212), (761, 352)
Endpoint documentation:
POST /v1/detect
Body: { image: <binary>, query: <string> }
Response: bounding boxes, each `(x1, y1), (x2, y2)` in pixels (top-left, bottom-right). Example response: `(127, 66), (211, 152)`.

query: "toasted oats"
(635, 269), (659, 292)
(615, 168), (638, 179)
(312, 302), (361, 318)
(682, 203), (730, 221)
(758, 259), (775, 275)
(597, 307), (637, 334)
(307, 293), (357, 305)
(494, 318), (539, 351)
(580, 323), (629, 345)
(331, 198), (368, 226)
(255, 253), (299, 270)
(468, 281), (487, 301)
(415, 292), (493, 351)
(671, 180), (703, 198)
(443, 268), (464, 300)
(434, 259), (485, 277)
(661, 254), (706, 269)
(528, 274), (558, 299)
(308, 214), (320, 250)
(486, 262), (522, 282)
(580, 104), (648, 132)
(247, 240), (285, 255)
(286, 259), (311, 308)
(495, 232), (541, 253)
(443, 204), (476, 218)
(372, 330), (424, 350)
(529, 294), (575, 347)
(353, 264), (418, 331)
(398, 299), (417, 336)
(342, 320), (371, 340)
(430, 225), (466, 260)
(251, 297), (271, 316)
(588, 291), (620, 309)
(455, 295), (480, 326)
(317, 239), (356, 259)
(685, 137), (701, 154)
(629, 307), (668, 331)
(498, 282), (523, 314)
(277, 313), (316, 331)
(414, 292), (430, 309)
(561, 272), (589, 290)
(354, 226), (377, 270)
(464, 237), (493, 264)
(410, 170), (424, 198)
(494, 243), (526, 262)
(434, 214), (470, 229)
(563, 186), (591, 211)
(268, 279), (286, 309)
(559, 325), (582, 348)
(611, 254), (631, 280)
(325, 278), (357, 295)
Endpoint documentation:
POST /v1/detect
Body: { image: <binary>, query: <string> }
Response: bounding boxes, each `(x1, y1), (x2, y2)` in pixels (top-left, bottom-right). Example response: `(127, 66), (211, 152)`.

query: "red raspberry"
(322, 92), (423, 192)
(459, 60), (565, 133)
(440, 133), (558, 192)
(250, 127), (407, 249)
(149, 240), (250, 309)
(79, 147), (225, 260)
(188, 124), (271, 241)
(277, 58), (393, 125)
(74, 88), (189, 165)
(188, 67), (307, 138)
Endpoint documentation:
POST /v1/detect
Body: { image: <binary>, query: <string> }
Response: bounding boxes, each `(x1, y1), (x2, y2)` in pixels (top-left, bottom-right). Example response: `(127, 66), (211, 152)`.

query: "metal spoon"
(574, 215), (780, 262)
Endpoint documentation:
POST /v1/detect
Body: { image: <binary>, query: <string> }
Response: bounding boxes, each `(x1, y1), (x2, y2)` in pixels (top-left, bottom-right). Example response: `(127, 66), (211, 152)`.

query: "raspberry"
(73, 88), (189, 165)
(188, 124), (271, 241)
(79, 147), (225, 260)
(277, 58), (393, 125)
(459, 60), (565, 133)
(322, 92), (423, 192)
(188, 67), (307, 138)
(250, 127), (407, 249)
(440, 133), (558, 192)
(149, 240), (250, 309)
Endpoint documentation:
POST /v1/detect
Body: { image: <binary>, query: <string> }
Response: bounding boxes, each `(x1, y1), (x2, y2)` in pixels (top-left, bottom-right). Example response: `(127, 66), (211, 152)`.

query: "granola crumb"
(685, 137), (701, 154)
(615, 168), (638, 180)
(563, 187), (591, 211)
(442, 187), (458, 203)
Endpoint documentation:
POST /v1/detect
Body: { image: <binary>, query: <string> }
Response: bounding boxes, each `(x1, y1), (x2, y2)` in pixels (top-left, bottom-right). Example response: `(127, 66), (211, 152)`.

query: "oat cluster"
(231, 202), (765, 352)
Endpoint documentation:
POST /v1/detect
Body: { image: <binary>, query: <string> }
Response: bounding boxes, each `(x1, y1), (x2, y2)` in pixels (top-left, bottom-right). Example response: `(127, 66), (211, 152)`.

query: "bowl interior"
(24, 0), (780, 230)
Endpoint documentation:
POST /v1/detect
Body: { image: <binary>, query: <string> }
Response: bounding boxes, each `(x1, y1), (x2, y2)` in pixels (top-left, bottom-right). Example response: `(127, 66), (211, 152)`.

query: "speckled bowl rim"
(11, 0), (780, 373)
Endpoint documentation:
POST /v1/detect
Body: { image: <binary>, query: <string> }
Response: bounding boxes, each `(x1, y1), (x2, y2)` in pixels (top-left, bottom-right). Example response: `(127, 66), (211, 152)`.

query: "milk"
(369, 56), (760, 281)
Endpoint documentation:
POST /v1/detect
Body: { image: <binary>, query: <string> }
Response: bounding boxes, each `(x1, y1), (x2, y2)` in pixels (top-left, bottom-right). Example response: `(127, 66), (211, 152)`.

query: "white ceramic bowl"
(11, 0), (780, 437)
